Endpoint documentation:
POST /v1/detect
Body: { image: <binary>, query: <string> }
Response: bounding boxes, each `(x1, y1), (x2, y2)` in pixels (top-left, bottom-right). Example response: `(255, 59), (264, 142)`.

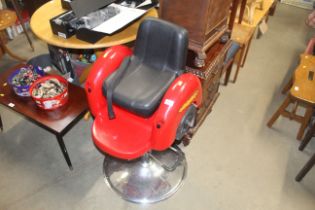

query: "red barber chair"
(85, 18), (202, 203)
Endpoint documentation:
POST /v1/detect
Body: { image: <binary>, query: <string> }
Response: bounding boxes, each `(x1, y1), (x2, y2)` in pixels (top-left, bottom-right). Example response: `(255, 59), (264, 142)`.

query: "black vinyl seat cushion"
(102, 18), (188, 118)
(103, 57), (177, 118)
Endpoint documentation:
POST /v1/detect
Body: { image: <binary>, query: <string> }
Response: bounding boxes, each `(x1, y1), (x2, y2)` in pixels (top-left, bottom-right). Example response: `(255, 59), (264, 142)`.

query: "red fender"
(85, 45), (132, 117)
(150, 73), (202, 150)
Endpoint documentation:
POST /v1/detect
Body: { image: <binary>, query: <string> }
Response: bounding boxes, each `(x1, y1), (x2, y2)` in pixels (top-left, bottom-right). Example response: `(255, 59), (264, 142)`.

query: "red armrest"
(85, 45), (132, 117)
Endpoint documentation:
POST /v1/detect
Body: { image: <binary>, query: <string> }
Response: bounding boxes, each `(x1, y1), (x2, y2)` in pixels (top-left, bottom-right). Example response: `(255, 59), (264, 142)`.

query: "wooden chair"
(267, 95), (314, 140)
(230, 23), (255, 83)
(0, 9), (26, 61)
(282, 37), (315, 94)
(267, 54), (315, 140)
(225, 0), (256, 84)
(222, 41), (241, 85)
(221, 0), (243, 85)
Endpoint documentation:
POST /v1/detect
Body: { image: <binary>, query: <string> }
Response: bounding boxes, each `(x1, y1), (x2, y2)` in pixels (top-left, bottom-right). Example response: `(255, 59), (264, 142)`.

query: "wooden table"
(30, 0), (158, 49)
(0, 64), (88, 170)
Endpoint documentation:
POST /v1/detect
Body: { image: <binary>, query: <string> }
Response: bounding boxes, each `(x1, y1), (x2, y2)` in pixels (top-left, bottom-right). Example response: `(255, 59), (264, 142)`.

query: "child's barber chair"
(85, 18), (202, 203)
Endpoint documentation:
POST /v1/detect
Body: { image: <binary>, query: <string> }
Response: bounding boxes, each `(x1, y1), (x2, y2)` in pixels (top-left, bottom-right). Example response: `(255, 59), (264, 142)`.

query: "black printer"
(50, 0), (156, 43)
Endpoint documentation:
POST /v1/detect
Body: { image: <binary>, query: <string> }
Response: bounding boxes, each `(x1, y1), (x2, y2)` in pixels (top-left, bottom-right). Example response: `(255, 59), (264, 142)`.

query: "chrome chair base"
(103, 146), (187, 204)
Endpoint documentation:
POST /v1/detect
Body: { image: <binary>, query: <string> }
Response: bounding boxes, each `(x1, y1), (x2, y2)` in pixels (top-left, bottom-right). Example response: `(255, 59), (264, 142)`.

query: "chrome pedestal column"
(103, 146), (187, 203)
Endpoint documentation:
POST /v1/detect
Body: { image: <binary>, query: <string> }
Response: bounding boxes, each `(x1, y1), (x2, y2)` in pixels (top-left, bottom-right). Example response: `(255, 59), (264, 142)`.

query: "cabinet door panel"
(159, 0), (207, 42)
(206, 0), (232, 33)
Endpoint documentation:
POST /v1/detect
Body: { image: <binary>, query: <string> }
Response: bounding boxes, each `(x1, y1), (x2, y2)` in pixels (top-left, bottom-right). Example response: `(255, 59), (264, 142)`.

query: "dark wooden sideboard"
(158, 0), (235, 145)
(183, 40), (231, 145)
(159, 0), (233, 67)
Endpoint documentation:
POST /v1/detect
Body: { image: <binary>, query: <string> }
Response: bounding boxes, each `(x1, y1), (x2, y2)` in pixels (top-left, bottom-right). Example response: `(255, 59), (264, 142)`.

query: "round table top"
(30, 0), (158, 49)
(0, 10), (17, 31)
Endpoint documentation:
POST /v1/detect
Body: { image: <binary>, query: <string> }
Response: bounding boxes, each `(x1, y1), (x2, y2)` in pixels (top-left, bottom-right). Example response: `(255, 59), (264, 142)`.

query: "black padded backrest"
(134, 18), (188, 75)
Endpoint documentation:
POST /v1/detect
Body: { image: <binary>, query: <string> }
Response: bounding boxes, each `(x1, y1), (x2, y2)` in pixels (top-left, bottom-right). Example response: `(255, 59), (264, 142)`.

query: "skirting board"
(280, 0), (314, 10)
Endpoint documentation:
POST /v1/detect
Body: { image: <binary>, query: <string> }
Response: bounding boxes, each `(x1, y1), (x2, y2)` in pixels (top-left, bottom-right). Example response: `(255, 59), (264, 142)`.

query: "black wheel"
(175, 105), (197, 141)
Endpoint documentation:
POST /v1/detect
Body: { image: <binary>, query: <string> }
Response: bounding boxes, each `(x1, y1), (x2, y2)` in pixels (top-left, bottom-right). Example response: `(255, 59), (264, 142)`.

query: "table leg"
(299, 122), (315, 151)
(224, 60), (233, 85)
(233, 45), (245, 83)
(0, 113), (3, 132)
(295, 153), (315, 182)
(297, 106), (313, 140)
(241, 35), (253, 67)
(10, 0), (34, 51)
(56, 134), (73, 170)
(256, 17), (268, 39)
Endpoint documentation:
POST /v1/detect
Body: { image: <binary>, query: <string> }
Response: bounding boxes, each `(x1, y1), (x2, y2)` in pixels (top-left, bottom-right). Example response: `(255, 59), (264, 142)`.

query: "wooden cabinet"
(159, 0), (233, 66)
(185, 41), (231, 139)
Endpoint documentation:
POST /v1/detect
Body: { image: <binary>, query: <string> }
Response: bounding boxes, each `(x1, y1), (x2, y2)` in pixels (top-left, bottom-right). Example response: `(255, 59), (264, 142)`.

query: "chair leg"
(232, 48), (244, 83)
(224, 62), (233, 85)
(267, 96), (291, 128)
(269, 1), (277, 16)
(295, 153), (315, 182)
(0, 114), (3, 132)
(296, 106), (313, 140)
(299, 122), (315, 151)
(281, 78), (293, 95)
(241, 35), (253, 67)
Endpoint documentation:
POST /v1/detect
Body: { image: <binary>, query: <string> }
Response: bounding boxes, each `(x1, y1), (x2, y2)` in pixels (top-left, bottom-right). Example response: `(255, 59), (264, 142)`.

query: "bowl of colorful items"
(8, 65), (45, 97)
(29, 75), (69, 110)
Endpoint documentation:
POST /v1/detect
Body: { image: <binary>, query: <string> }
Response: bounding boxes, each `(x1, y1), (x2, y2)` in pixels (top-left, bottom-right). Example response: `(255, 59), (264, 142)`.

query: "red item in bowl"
(29, 75), (69, 110)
